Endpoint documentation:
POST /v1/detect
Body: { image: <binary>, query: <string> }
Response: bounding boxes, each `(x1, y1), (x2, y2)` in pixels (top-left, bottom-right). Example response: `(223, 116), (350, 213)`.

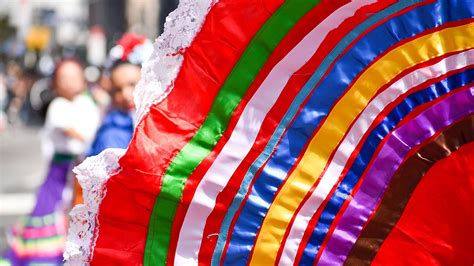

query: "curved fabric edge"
(64, 148), (125, 265)
(345, 115), (474, 265)
(63, 1), (218, 263)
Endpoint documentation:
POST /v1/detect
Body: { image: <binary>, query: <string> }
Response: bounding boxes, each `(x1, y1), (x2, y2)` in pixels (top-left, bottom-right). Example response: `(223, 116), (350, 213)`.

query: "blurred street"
(0, 126), (46, 251)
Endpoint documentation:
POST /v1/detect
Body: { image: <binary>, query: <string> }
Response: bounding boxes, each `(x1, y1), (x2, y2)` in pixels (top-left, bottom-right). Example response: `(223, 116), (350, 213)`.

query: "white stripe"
(279, 49), (474, 266)
(174, 1), (378, 265)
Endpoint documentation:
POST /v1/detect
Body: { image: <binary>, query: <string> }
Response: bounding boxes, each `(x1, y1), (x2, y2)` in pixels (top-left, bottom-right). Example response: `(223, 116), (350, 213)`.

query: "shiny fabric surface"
(346, 115), (474, 265)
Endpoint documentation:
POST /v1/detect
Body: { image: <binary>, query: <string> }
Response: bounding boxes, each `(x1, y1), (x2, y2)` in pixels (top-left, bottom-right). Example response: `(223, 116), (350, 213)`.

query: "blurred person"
(1, 59), (100, 265)
(87, 33), (152, 156)
(72, 33), (151, 205)
(4, 61), (46, 126)
(86, 62), (139, 156)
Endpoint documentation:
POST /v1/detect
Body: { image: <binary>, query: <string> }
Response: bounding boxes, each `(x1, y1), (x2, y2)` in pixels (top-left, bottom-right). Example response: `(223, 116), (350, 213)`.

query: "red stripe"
(90, 0), (285, 264)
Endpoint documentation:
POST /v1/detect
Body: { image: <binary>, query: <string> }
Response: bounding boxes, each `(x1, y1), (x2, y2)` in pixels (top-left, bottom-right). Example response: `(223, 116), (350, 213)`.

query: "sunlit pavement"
(0, 126), (46, 251)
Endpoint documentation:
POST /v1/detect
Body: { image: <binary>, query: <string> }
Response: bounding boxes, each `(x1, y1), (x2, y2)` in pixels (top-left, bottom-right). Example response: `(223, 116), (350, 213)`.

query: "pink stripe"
(12, 224), (66, 239)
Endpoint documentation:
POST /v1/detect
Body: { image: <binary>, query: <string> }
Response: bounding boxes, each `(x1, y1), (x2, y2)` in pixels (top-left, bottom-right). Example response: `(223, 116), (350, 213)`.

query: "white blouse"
(42, 95), (100, 156)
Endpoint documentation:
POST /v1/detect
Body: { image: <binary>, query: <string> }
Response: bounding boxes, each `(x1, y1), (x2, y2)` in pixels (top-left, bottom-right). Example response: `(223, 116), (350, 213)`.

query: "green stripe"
(144, 0), (321, 264)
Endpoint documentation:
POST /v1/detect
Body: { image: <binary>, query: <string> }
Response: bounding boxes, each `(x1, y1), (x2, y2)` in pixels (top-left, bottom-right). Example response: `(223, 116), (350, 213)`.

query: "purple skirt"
(2, 158), (74, 265)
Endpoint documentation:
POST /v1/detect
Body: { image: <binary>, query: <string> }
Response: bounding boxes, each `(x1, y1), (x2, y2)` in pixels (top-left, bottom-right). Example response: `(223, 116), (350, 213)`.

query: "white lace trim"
(64, 1), (218, 264)
(64, 148), (124, 265)
(134, 0), (219, 121)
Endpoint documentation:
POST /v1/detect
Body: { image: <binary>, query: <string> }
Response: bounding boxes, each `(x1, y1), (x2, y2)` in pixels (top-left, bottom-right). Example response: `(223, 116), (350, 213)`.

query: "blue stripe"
(213, 1), (474, 265)
(300, 67), (474, 265)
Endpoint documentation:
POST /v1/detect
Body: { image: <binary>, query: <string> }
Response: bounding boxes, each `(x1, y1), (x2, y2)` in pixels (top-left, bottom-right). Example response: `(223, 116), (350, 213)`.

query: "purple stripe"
(318, 86), (474, 265)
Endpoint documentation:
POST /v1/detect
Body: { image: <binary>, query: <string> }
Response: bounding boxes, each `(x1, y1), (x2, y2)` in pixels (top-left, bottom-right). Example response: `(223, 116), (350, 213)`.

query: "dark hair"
(110, 59), (135, 73)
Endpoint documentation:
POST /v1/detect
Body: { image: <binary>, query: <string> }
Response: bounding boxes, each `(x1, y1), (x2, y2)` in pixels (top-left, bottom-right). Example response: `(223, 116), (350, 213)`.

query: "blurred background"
(0, 0), (179, 251)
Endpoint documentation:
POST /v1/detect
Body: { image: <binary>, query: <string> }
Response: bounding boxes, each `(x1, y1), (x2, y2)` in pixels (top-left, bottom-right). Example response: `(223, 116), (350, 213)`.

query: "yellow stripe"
(249, 22), (474, 266)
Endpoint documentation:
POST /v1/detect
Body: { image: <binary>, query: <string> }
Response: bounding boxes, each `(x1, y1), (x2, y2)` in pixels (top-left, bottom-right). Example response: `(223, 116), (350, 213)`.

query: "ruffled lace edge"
(64, 148), (124, 264)
(134, 0), (219, 122)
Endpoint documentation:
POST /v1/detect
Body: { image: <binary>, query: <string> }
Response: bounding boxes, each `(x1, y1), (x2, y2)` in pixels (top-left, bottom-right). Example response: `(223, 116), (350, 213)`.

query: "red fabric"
(91, 1), (286, 264)
(373, 142), (474, 266)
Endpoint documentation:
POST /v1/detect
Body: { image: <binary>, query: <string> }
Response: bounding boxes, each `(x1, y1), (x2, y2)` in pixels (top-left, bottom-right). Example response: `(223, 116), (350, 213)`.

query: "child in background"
(86, 61), (140, 156)
(87, 33), (152, 156)
(1, 59), (100, 265)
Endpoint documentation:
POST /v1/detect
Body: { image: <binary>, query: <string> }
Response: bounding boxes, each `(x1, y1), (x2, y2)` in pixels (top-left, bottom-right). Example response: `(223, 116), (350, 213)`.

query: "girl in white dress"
(2, 59), (100, 265)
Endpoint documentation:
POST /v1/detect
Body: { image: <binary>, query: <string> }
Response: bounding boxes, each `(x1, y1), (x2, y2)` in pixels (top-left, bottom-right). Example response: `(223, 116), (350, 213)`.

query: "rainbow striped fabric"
(66, 0), (474, 265)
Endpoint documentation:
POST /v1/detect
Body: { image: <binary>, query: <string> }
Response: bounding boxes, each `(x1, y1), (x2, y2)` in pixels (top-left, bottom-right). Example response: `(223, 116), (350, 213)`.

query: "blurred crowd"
(0, 31), (154, 130)
(0, 43), (143, 131)
(0, 57), (100, 130)
(0, 0), (179, 132)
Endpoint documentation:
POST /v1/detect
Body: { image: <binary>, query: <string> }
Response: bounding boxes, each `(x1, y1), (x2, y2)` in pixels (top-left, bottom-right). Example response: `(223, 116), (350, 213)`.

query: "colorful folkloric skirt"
(1, 154), (74, 266)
